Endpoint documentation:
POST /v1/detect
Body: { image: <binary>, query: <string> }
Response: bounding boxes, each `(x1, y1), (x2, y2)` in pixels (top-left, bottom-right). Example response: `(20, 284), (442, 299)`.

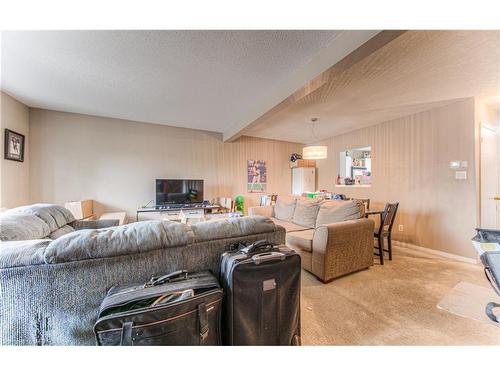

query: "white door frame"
(480, 123), (500, 229)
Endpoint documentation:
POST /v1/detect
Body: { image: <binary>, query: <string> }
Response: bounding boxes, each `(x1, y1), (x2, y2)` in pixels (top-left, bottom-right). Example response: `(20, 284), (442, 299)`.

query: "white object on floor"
(437, 281), (500, 328)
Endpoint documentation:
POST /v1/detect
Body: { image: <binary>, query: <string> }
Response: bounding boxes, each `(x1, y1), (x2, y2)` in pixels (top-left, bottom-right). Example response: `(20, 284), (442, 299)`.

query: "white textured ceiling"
(0, 30), (378, 135)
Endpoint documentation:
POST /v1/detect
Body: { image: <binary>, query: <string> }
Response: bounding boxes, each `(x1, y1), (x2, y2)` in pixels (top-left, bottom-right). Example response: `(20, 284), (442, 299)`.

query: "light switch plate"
(455, 171), (467, 180)
(450, 160), (460, 169)
(461, 161), (468, 168)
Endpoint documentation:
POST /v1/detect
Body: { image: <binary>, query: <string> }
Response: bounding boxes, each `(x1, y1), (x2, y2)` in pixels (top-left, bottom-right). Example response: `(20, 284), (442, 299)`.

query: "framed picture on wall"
(4, 128), (25, 162)
(247, 159), (267, 193)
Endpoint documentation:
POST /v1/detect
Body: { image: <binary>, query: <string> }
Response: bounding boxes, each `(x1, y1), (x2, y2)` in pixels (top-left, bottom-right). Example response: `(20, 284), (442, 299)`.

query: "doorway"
(481, 124), (500, 229)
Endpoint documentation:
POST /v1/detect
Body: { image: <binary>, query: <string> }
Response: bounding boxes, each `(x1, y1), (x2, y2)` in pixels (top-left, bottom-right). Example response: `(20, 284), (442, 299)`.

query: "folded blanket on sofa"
(44, 220), (195, 264)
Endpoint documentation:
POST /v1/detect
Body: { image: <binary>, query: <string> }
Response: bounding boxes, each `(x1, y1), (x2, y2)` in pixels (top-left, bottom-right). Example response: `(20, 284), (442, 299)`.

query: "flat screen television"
(155, 179), (204, 205)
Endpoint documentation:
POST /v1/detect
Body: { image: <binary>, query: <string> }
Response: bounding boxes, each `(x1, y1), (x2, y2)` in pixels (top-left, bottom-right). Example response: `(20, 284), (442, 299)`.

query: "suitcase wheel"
(291, 334), (302, 346)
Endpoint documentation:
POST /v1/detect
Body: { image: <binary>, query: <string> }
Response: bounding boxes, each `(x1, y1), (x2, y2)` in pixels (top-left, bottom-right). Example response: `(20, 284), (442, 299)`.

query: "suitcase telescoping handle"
(146, 270), (189, 287)
(240, 239), (275, 254)
(251, 251), (286, 265)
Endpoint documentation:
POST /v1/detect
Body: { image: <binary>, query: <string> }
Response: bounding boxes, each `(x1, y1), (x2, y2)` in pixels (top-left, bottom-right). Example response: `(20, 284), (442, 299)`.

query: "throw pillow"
(7, 203), (76, 232)
(0, 213), (51, 241)
(316, 200), (364, 227)
(273, 195), (298, 221)
(291, 198), (322, 228)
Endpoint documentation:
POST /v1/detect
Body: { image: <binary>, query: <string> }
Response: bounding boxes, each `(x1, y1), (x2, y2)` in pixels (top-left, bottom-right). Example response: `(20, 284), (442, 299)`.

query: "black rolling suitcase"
(220, 240), (301, 345)
(94, 270), (223, 345)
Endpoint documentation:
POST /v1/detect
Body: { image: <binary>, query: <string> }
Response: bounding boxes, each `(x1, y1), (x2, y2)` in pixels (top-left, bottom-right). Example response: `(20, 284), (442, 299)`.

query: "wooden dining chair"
(374, 202), (399, 265)
(359, 198), (370, 211)
(349, 197), (370, 210)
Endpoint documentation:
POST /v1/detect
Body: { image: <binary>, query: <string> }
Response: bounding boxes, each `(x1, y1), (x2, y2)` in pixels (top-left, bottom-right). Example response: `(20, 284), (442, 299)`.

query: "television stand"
(136, 204), (222, 222)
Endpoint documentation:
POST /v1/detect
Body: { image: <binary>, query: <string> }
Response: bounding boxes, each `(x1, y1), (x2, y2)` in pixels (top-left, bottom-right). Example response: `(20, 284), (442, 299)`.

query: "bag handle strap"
(198, 303), (209, 344)
(251, 251), (286, 265)
(120, 321), (133, 346)
(485, 302), (500, 323)
(240, 240), (274, 254)
(147, 270), (189, 287)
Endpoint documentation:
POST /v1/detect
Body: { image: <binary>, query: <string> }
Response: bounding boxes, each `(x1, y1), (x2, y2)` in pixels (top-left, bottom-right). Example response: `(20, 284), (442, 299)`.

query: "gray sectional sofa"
(249, 196), (374, 282)
(0, 204), (285, 345)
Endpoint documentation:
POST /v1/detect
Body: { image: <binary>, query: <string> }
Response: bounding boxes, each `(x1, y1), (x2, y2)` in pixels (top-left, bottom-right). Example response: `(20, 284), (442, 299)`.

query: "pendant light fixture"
(302, 117), (327, 160)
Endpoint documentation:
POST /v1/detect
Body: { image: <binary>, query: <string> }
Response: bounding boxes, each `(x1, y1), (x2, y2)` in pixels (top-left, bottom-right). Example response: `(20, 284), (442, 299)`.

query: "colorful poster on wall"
(247, 160), (267, 193)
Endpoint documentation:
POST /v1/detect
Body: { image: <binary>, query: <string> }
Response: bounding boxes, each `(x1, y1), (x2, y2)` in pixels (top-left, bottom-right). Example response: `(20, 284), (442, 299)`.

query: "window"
(337, 147), (372, 186)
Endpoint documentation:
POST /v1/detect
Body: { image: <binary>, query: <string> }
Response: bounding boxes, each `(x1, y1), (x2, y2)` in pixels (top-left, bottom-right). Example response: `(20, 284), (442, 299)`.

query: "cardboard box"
(99, 212), (127, 226)
(290, 159), (316, 168)
(65, 200), (93, 220)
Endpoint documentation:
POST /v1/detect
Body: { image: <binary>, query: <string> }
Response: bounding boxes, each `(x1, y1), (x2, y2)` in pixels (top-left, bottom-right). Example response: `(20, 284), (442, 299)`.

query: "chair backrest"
(349, 198), (370, 210)
(379, 202), (399, 234)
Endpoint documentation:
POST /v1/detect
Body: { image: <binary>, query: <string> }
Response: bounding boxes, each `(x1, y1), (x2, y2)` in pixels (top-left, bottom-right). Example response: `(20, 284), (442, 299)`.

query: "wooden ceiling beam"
(224, 30), (407, 142)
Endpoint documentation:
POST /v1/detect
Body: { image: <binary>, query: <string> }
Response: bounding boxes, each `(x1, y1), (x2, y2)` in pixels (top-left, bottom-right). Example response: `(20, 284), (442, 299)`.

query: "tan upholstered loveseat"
(249, 196), (374, 283)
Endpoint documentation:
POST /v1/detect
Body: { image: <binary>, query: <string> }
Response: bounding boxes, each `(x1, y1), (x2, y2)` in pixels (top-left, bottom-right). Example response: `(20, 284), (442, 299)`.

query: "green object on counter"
(307, 192), (316, 198)
(235, 195), (244, 213)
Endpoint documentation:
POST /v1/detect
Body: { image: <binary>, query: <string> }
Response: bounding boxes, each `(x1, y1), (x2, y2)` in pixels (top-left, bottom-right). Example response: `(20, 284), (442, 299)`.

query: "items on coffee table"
(234, 195), (244, 213)
(260, 194), (277, 206)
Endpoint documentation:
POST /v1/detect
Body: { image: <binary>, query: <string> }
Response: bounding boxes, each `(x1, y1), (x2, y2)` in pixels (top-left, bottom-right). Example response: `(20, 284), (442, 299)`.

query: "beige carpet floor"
(301, 248), (500, 345)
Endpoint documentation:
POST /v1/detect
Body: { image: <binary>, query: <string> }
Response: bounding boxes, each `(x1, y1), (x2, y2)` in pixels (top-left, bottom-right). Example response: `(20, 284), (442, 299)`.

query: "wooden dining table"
(364, 209), (384, 219)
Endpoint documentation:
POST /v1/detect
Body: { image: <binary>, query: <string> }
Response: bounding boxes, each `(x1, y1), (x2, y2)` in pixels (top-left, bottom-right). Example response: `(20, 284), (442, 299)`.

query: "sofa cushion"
(273, 195), (297, 221)
(315, 200), (365, 227)
(0, 213), (51, 241)
(44, 220), (195, 264)
(47, 224), (75, 239)
(7, 204), (75, 233)
(291, 198), (322, 228)
(191, 216), (276, 242)
(286, 229), (315, 253)
(270, 218), (309, 233)
(0, 239), (51, 268)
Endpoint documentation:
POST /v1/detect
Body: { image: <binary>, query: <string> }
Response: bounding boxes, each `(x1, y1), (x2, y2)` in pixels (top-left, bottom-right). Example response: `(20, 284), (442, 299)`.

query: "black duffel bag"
(94, 270), (223, 345)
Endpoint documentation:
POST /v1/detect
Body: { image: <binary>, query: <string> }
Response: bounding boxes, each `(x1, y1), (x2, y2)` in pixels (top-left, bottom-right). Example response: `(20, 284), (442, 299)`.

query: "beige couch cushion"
(315, 200), (365, 227)
(286, 229), (315, 253)
(271, 218), (309, 233)
(291, 198), (322, 228)
(273, 195), (297, 221)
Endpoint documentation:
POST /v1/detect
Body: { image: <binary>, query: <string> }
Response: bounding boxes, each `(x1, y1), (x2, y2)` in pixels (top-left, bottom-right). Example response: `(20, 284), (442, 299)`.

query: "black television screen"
(155, 179), (204, 205)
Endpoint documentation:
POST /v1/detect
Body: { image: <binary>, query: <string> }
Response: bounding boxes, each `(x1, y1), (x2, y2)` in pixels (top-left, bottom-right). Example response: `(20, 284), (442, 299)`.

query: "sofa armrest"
(70, 219), (119, 230)
(312, 218), (374, 282)
(248, 205), (274, 217)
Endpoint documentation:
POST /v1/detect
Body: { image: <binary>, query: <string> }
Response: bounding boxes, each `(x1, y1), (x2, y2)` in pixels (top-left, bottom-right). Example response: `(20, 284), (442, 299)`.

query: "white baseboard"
(392, 240), (478, 265)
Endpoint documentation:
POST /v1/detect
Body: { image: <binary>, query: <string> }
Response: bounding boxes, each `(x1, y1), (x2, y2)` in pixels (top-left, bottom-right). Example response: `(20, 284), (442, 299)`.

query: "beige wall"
(0, 91), (30, 208)
(29, 109), (302, 219)
(315, 99), (477, 259)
